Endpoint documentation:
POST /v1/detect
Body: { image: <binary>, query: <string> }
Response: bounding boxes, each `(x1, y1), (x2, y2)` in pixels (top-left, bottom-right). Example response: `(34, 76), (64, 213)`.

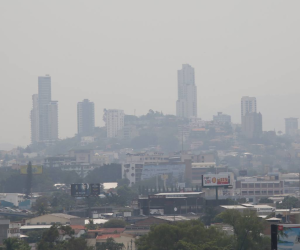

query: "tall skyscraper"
(176, 64), (197, 118)
(285, 118), (298, 136)
(30, 75), (59, 144)
(47, 101), (59, 141)
(242, 112), (262, 139)
(38, 75), (52, 141)
(77, 99), (95, 136)
(241, 96), (257, 120)
(103, 109), (124, 138)
(30, 94), (39, 144)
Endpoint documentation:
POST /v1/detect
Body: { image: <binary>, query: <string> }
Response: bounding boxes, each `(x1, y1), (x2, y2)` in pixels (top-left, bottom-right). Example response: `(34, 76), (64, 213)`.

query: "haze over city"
(1, 1), (300, 147)
(2, 2), (300, 250)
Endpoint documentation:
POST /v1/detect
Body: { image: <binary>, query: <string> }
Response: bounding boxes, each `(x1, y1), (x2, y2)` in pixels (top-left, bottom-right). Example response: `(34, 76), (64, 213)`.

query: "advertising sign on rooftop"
(271, 224), (300, 250)
(202, 174), (231, 187)
(20, 165), (43, 175)
(71, 183), (100, 197)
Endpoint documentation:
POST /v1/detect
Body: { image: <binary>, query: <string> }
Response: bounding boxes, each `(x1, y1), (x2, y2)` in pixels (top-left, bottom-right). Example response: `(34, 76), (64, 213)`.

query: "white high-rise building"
(241, 96), (257, 120)
(176, 64), (197, 118)
(285, 118), (298, 136)
(77, 99), (95, 136)
(104, 109), (124, 138)
(47, 101), (59, 141)
(30, 94), (39, 144)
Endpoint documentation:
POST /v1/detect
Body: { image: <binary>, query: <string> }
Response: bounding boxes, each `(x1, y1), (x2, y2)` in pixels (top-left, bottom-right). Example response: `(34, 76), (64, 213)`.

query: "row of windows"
(241, 190), (282, 195)
(241, 183), (280, 188)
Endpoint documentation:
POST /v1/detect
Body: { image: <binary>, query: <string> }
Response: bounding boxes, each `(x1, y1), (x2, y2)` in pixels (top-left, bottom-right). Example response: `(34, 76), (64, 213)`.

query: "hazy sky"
(1, 1), (300, 146)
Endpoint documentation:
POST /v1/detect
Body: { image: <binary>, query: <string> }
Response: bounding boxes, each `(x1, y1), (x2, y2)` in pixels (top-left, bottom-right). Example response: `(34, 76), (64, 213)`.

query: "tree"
(3, 238), (30, 250)
(26, 229), (47, 243)
(115, 185), (137, 206)
(37, 225), (92, 250)
(277, 196), (299, 209)
(86, 219), (98, 230)
(25, 161), (33, 197)
(103, 219), (126, 228)
(85, 164), (122, 183)
(259, 197), (273, 204)
(200, 206), (221, 226)
(218, 209), (270, 250)
(136, 220), (233, 250)
(51, 191), (76, 212)
(32, 196), (50, 215)
(96, 238), (124, 250)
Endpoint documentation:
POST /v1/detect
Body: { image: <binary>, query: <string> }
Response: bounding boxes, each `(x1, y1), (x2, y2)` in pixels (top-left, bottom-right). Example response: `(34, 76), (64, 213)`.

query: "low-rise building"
(95, 233), (136, 250)
(213, 112), (231, 124)
(0, 193), (26, 207)
(25, 213), (80, 225)
(236, 179), (284, 197)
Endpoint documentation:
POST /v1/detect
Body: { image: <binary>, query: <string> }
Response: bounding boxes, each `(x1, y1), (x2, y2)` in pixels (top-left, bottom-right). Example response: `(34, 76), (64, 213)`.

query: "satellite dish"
(174, 207), (177, 212)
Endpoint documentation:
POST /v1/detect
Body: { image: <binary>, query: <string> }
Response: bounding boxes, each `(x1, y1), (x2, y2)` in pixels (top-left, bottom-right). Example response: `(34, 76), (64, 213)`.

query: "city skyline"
(1, 1), (300, 146)
(18, 69), (300, 147)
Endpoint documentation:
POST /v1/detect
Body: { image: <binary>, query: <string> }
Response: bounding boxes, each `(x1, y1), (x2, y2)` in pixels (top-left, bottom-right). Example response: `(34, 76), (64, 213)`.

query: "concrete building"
(122, 152), (169, 186)
(176, 64), (197, 118)
(77, 99), (95, 136)
(38, 75), (52, 142)
(47, 101), (59, 141)
(7, 222), (21, 238)
(242, 112), (262, 139)
(0, 193), (26, 207)
(285, 117), (298, 136)
(91, 233), (136, 250)
(0, 220), (10, 244)
(104, 109), (124, 138)
(30, 94), (39, 144)
(236, 179), (284, 197)
(37, 75), (58, 143)
(241, 96), (257, 120)
(25, 213), (79, 225)
(213, 112), (231, 124)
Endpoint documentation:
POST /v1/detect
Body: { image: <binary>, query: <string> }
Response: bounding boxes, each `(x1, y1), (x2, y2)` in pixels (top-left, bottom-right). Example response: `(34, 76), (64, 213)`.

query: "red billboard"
(202, 174), (231, 187)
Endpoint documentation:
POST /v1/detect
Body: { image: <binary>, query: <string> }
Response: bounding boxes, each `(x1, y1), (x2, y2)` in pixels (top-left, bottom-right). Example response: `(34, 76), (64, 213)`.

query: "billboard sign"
(71, 183), (100, 197)
(271, 224), (300, 250)
(20, 165), (43, 175)
(202, 174), (231, 187)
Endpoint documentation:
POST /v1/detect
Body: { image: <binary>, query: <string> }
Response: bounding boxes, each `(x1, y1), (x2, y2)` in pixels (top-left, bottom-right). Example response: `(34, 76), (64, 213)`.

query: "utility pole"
(298, 170), (300, 197)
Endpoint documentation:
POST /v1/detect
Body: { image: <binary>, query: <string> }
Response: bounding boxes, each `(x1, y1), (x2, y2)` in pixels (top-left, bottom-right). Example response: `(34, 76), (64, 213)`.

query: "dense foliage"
(37, 225), (92, 250)
(103, 219), (126, 228)
(2, 238), (30, 250)
(137, 210), (270, 250)
(136, 220), (233, 250)
(217, 210), (270, 250)
(96, 238), (124, 250)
